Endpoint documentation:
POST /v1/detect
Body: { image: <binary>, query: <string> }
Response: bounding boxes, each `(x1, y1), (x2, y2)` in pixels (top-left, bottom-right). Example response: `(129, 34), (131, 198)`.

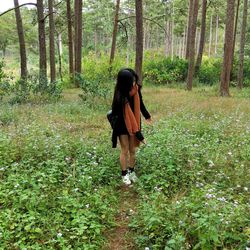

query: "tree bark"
(208, 15), (213, 57)
(186, 0), (199, 91)
(195, 0), (207, 73)
(237, 0), (248, 89)
(232, 0), (240, 57)
(48, 0), (56, 83)
(110, 0), (120, 65)
(14, 0), (28, 80)
(66, 0), (74, 75)
(220, 0), (235, 96)
(74, 0), (82, 77)
(186, 0), (194, 59)
(57, 33), (63, 81)
(37, 0), (47, 81)
(135, 0), (144, 86)
(215, 15), (219, 56)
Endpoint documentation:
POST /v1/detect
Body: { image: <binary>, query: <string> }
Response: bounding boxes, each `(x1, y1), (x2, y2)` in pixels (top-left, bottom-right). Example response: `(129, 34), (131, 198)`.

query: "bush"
(144, 56), (188, 84)
(197, 58), (222, 85)
(0, 61), (11, 101)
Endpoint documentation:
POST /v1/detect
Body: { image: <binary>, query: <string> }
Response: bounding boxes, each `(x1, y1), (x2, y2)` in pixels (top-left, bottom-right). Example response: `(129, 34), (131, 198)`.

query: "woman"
(111, 68), (152, 185)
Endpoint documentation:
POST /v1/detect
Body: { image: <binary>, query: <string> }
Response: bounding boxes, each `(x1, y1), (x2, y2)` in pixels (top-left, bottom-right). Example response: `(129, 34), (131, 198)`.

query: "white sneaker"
(129, 171), (138, 183)
(122, 174), (131, 185)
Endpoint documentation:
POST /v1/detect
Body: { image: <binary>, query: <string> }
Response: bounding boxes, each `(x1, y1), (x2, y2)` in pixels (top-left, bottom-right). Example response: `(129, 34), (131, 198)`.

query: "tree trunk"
(135, 0), (144, 86)
(186, 0), (199, 91)
(37, 0), (47, 81)
(220, 0), (235, 96)
(232, 0), (240, 56)
(57, 33), (63, 81)
(208, 15), (213, 57)
(109, 0), (120, 65)
(186, 0), (194, 59)
(14, 0), (27, 80)
(66, 0), (74, 75)
(74, 0), (82, 77)
(171, 2), (175, 60)
(237, 0), (248, 89)
(195, 0), (207, 73)
(48, 0), (56, 83)
(215, 15), (219, 56)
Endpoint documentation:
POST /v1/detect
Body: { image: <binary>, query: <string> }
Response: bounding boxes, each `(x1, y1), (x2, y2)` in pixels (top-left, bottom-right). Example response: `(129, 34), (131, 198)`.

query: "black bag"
(107, 110), (117, 129)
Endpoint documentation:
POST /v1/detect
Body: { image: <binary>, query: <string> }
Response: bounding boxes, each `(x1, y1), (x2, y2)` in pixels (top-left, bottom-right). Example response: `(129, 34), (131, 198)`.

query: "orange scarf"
(124, 85), (141, 146)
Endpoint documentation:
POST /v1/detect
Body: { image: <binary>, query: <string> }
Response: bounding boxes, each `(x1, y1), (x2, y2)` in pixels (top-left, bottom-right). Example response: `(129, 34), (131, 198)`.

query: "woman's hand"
(145, 118), (153, 125)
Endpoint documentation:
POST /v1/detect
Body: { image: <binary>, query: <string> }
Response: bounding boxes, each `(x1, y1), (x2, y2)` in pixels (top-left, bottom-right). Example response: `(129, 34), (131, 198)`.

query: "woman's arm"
(139, 89), (151, 120)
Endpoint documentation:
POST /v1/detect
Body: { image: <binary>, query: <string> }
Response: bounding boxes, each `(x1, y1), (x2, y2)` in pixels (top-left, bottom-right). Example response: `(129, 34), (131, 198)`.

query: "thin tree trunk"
(171, 2), (175, 60)
(57, 33), (63, 81)
(220, 0), (235, 96)
(208, 15), (213, 57)
(48, 0), (56, 83)
(183, 27), (187, 58)
(186, 0), (199, 91)
(14, 0), (27, 80)
(215, 15), (219, 56)
(237, 0), (248, 89)
(66, 0), (74, 75)
(110, 0), (120, 65)
(195, 0), (207, 72)
(233, 0), (240, 56)
(37, 0), (47, 81)
(135, 0), (144, 86)
(186, 0), (194, 59)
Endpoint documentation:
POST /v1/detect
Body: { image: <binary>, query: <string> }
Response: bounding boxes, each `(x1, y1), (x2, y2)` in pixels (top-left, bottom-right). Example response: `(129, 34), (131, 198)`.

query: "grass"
(0, 86), (249, 249)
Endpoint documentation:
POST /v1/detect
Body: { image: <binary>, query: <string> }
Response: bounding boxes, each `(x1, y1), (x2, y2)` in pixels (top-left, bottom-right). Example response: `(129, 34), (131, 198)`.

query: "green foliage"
(0, 114), (119, 249)
(144, 56), (188, 84)
(197, 57), (222, 85)
(0, 61), (11, 101)
(131, 113), (250, 249)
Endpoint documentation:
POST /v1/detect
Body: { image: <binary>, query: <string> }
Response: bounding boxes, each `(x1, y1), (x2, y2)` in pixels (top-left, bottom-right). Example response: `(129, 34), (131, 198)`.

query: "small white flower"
(88, 176), (92, 179)
(227, 152), (233, 156)
(57, 232), (62, 237)
(145, 247), (150, 250)
(217, 197), (226, 202)
(244, 187), (248, 191)
(14, 184), (20, 188)
(86, 204), (90, 208)
(207, 160), (214, 167)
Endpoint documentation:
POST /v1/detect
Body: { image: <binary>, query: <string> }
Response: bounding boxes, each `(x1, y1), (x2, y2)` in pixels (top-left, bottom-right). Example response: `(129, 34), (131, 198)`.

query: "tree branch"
(0, 3), (37, 17)
(118, 15), (167, 34)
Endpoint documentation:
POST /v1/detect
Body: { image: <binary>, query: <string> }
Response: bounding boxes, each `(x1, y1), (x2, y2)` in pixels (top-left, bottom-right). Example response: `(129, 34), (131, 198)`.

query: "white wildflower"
(57, 232), (62, 237)
(86, 204), (90, 209)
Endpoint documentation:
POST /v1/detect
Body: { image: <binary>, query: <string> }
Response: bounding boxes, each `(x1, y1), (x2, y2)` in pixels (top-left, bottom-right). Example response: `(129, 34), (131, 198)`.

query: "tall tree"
(195, 0), (207, 73)
(232, 0), (240, 56)
(74, 0), (83, 79)
(220, 0), (235, 96)
(186, 0), (194, 59)
(186, 0), (199, 91)
(135, 0), (144, 86)
(48, 0), (56, 83)
(110, 0), (121, 65)
(37, 0), (47, 81)
(66, 0), (74, 75)
(208, 15), (213, 57)
(14, 0), (27, 80)
(237, 0), (248, 89)
(215, 15), (219, 56)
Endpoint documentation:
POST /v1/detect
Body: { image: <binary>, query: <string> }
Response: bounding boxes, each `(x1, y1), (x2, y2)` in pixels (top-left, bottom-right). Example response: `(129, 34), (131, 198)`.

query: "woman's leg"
(119, 135), (129, 171)
(129, 135), (136, 169)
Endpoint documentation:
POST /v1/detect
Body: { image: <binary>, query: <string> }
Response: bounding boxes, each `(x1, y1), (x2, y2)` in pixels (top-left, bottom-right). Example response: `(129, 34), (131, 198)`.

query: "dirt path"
(102, 185), (139, 250)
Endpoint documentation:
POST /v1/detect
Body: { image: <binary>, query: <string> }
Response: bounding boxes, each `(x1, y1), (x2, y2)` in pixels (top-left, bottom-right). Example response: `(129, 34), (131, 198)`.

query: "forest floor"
(102, 185), (139, 250)
(0, 86), (250, 249)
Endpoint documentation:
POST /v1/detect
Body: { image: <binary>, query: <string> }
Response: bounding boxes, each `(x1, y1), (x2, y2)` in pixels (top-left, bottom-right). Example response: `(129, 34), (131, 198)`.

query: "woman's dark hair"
(112, 68), (138, 109)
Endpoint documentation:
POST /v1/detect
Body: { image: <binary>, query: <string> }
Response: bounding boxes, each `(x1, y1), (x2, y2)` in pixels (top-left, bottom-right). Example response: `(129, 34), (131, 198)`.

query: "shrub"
(197, 57), (222, 85)
(144, 56), (188, 84)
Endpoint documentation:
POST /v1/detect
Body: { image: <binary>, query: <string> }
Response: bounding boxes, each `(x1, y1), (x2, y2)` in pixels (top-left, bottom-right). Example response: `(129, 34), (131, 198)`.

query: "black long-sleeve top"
(111, 87), (151, 148)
